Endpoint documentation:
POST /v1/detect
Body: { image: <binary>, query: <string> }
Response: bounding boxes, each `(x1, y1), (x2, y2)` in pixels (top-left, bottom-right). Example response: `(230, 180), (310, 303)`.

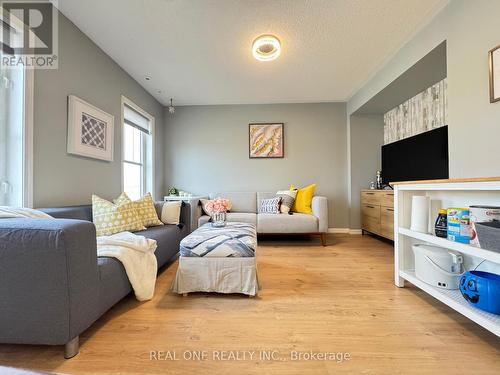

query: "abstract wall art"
(249, 123), (284, 158)
(383, 78), (447, 144)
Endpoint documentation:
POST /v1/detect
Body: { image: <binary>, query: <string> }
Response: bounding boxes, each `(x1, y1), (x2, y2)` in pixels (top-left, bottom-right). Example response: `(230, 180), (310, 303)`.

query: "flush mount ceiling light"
(252, 35), (281, 61)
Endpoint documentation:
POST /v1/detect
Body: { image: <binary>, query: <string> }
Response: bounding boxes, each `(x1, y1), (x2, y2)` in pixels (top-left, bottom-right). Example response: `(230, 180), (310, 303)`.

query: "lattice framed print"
(67, 95), (114, 161)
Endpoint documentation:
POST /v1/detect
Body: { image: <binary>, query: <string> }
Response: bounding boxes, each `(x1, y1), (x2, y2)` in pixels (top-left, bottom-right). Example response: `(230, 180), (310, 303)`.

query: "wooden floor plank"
(0, 234), (499, 374)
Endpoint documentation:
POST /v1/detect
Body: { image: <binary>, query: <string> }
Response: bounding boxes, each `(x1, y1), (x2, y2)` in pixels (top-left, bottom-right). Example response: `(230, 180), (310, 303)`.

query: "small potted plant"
(168, 187), (179, 196)
(205, 197), (232, 227)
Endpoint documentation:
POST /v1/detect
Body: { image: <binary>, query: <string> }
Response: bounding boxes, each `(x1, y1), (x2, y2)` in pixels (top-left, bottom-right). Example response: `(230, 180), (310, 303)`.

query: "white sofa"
(196, 192), (329, 245)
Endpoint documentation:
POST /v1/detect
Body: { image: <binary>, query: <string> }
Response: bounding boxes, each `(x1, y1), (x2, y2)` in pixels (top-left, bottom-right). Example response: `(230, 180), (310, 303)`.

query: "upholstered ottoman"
(171, 222), (259, 296)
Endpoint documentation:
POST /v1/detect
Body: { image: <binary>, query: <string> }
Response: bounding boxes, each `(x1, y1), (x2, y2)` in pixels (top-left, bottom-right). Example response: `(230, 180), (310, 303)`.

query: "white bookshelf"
(394, 178), (500, 338)
(398, 227), (500, 264)
(399, 270), (500, 336)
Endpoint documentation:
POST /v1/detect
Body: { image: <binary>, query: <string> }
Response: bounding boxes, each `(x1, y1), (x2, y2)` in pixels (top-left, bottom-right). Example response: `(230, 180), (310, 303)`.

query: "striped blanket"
(180, 222), (256, 258)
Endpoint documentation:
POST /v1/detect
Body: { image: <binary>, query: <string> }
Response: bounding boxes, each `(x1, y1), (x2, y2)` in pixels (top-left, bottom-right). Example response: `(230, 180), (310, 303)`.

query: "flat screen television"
(382, 126), (449, 185)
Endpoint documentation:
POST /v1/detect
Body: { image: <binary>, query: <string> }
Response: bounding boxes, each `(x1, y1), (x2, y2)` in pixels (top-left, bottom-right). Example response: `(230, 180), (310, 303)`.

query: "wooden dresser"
(361, 190), (395, 240)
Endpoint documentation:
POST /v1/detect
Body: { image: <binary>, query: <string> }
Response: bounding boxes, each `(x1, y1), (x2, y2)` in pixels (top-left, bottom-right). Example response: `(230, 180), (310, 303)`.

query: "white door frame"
(0, 9), (34, 207)
(23, 68), (34, 207)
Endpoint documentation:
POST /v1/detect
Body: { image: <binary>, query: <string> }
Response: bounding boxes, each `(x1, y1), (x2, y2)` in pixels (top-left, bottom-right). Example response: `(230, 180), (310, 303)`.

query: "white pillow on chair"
(161, 201), (182, 225)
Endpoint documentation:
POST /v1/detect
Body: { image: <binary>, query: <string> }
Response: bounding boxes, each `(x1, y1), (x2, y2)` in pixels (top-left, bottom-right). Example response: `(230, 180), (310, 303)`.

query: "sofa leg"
(64, 336), (79, 359)
(320, 233), (327, 247)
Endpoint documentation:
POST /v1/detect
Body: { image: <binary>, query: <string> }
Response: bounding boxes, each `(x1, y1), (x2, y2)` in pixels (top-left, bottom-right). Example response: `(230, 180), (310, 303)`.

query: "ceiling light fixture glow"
(252, 35), (281, 61)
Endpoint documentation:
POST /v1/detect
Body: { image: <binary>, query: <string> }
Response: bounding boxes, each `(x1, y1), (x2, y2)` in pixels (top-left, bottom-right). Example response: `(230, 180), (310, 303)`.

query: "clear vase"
(211, 212), (227, 228)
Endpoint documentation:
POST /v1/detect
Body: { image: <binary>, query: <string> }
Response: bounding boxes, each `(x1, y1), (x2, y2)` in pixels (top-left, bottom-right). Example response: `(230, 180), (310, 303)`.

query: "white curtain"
(384, 78), (448, 144)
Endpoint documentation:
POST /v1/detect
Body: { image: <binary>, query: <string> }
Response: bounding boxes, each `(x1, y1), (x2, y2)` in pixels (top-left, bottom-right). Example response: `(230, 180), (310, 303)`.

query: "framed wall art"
(489, 44), (500, 103)
(249, 123), (284, 158)
(67, 95), (114, 161)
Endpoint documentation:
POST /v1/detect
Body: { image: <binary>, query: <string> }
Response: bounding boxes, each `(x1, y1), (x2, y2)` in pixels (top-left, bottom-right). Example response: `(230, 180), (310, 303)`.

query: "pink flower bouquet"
(205, 197), (232, 214)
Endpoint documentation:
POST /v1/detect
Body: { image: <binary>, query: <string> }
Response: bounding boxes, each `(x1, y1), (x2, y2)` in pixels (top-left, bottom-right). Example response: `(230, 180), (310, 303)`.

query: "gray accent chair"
(196, 192), (329, 245)
(0, 202), (190, 358)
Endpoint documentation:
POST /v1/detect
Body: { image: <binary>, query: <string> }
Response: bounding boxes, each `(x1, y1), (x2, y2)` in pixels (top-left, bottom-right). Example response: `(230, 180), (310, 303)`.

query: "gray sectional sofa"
(196, 192), (328, 245)
(0, 202), (190, 358)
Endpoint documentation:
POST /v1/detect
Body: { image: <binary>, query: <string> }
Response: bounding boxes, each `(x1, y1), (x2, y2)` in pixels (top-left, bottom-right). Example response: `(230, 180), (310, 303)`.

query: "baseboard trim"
(328, 228), (363, 235)
(328, 228), (349, 234)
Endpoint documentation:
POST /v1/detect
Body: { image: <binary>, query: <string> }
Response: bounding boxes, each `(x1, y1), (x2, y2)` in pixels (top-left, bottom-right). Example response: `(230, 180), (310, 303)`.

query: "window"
(0, 17), (33, 207)
(122, 98), (154, 201)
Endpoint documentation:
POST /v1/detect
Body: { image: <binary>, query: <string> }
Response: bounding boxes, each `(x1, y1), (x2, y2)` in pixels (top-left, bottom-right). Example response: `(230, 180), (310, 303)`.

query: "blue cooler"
(459, 271), (500, 315)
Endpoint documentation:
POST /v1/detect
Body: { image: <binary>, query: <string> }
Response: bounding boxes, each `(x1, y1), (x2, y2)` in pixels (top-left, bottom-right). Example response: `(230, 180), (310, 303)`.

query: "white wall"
(445, 1), (500, 177)
(348, 0), (500, 178)
(33, 14), (165, 207)
(349, 115), (384, 229)
(164, 103), (348, 228)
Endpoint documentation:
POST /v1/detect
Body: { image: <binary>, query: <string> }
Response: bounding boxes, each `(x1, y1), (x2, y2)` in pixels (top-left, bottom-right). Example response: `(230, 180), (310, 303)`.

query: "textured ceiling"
(57, 0), (448, 106)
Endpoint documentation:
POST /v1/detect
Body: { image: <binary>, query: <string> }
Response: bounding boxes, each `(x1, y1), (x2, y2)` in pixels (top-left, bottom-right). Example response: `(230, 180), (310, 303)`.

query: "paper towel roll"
(410, 196), (430, 233)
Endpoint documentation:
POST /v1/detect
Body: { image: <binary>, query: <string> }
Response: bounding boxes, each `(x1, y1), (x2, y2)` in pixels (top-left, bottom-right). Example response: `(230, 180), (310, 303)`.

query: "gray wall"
(349, 115), (384, 229)
(348, 0), (500, 178)
(164, 103), (348, 228)
(33, 13), (164, 207)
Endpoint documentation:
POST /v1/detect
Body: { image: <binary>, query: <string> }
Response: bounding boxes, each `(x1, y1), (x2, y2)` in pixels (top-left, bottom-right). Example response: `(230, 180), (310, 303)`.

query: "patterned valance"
(384, 78), (447, 144)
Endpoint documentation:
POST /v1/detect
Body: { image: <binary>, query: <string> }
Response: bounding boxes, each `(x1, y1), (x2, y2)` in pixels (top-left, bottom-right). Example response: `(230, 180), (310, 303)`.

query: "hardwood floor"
(0, 234), (499, 374)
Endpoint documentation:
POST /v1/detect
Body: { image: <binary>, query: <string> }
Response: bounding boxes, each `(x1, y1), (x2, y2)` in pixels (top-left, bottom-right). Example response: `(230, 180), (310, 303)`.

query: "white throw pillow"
(259, 197), (281, 214)
(199, 198), (211, 216)
(276, 190), (298, 214)
(161, 201), (182, 225)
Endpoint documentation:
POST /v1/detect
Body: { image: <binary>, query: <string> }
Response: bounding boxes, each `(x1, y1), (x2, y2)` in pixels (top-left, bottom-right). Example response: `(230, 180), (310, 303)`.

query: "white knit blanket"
(0, 206), (52, 219)
(97, 231), (158, 301)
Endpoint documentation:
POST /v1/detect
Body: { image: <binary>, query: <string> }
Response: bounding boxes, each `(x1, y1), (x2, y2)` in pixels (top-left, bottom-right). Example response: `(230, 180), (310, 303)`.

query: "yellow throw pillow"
(92, 195), (146, 236)
(114, 192), (163, 228)
(290, 184), (316, 214)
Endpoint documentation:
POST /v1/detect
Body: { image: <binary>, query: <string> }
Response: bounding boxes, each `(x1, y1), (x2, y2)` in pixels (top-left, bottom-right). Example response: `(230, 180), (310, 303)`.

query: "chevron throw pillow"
(259, 197), (282, 214)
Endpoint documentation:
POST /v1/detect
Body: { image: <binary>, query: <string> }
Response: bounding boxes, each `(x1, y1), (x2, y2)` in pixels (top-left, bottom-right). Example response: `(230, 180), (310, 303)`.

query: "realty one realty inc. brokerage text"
(149, 349), (352, 363)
